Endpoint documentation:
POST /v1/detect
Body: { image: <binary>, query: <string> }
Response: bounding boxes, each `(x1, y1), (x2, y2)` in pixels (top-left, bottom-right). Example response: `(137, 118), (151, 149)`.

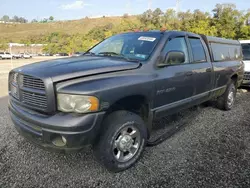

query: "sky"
(0, 0), (248, 21)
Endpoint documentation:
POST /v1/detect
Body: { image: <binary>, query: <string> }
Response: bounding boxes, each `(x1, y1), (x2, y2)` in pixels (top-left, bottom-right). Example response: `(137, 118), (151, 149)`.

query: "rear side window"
(211, 43), (242, 61)
(189, 38), (206, 62)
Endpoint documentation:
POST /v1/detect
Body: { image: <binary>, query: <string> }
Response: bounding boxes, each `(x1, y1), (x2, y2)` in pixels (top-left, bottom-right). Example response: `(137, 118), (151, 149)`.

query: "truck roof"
(206, 36), (240, 45)
(239, 40), (250, 44)
(122, 30), (241, 47)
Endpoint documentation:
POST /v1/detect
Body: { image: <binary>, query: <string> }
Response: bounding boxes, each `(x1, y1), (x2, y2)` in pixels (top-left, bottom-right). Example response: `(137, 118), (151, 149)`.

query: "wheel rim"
(227, 87), (235, 107)
(112, 126), (141, 163)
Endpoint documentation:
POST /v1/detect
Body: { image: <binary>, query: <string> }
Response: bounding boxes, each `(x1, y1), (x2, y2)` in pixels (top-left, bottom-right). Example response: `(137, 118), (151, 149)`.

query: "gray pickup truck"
(9, 31), (244, 172)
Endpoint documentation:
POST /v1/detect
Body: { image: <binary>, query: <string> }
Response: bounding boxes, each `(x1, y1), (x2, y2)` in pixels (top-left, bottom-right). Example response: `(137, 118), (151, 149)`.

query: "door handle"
(185, 72), (193, 76)
(206, 68), (212, 72)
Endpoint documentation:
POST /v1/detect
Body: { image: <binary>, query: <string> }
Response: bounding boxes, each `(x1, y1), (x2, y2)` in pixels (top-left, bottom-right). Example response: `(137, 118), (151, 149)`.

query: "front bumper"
(242, 71), (250, 86)
(9, 100), (105, 152)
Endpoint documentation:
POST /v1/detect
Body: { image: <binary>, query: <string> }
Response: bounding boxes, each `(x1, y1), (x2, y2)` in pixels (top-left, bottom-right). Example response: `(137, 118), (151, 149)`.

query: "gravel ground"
(1, 90), (250, 187)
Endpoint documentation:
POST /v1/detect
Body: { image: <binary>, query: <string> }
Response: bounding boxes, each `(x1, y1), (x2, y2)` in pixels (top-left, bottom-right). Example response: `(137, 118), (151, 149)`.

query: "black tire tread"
(93, 110), (147, 172)
(216, 80), (236, 111)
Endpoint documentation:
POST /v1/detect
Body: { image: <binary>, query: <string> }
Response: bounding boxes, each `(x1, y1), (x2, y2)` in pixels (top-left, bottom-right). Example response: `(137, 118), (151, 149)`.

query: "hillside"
(0, 16), (139, 42)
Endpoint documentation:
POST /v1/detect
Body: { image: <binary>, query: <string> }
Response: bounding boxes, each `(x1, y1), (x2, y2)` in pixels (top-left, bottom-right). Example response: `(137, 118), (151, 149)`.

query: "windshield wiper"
(84, 51), (96, 56)
(98, 52), (122, 56)
(98, 52), (140, 63)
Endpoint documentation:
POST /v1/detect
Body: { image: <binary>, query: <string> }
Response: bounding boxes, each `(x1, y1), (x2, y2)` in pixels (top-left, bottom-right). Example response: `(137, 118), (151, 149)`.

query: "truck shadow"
(239, 86), (250, 92)
(149, 105), (205, 143)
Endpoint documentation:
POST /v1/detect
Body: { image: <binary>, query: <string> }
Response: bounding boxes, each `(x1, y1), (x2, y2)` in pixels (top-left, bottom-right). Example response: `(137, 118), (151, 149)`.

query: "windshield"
(6, 52), (10, 54)
(242, 43), (250, 60)
(89, 32), (162, 61)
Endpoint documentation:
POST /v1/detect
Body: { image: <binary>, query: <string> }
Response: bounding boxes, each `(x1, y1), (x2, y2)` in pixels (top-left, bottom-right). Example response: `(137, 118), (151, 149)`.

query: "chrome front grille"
(244, 72), (250, 81)
(23, 75), (45, 90)
(9, 72), (48, 111)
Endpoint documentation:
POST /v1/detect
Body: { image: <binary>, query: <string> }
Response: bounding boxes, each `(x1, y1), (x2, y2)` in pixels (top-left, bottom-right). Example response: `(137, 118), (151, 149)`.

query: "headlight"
(57, 94), (99, 113)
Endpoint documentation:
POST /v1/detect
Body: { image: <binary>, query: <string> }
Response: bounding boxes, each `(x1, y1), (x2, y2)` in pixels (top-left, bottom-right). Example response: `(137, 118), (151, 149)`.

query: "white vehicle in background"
(0, 52), (12, 60)
(72, 52), (85, 57)
(20, 53), (32, 59)
(240, 40), (250, 86)
(12, 53), (22, 59)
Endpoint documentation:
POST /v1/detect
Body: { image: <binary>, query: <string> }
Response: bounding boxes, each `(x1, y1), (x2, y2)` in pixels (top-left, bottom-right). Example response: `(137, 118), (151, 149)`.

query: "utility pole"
(126, 0), (131, 15)
(148, 0), (152, 10)
(176, 0), (180, 13)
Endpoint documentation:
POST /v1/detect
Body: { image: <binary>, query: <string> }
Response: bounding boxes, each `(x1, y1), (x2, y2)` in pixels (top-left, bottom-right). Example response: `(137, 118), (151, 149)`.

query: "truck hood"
(243, 60), (250, 72)
(15, 56), (141, 82)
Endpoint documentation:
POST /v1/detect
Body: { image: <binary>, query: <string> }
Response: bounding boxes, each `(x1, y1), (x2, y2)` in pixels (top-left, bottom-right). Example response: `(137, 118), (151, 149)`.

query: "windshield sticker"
(138, 36), (156, 42)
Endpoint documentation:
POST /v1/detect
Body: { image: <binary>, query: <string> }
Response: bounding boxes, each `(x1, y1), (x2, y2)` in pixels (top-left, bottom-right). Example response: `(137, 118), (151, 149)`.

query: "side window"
(189, 38), (206, 62)
(163, 37), (189, 64)
(210, 43), (241, 61)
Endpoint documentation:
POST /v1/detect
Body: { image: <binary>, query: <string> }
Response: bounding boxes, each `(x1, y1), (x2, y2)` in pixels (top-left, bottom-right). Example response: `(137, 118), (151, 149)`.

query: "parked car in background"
(20, 53), (32, 59)
(72, 52), (85, 57)
(12, 53), (22, 59)
(9, 31), (244, 172)
(54, 53), (69, 57)
(240, 40), (250, 86)
(0, 52), (12, 59)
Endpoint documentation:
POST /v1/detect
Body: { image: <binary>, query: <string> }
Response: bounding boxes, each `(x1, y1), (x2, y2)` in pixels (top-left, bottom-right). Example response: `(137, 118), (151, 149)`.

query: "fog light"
(52, 135), (67, 147)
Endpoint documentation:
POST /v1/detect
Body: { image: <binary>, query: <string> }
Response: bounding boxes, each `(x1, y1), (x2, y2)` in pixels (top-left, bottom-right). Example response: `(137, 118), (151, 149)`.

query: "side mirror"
(158, 51), (185, 67)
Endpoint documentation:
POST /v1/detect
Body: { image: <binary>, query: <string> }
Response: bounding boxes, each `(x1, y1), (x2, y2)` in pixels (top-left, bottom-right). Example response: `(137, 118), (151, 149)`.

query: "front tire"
(93, 110), (147, 172)
(216, 80), (236, 110)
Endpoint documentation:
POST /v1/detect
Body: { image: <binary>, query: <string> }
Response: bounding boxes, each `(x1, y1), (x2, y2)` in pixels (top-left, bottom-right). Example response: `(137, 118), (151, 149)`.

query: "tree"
(41, 18), (48, 23)
(163, 9), (180, 30)
(123, 13), (129, 18)
(11, 15), (28, 23)
(212, 3), (242, 39)
(152, 8), (164, 27)
(31, 19), (38, 23)
(140, 9), (153, 26)
(1, 15), (10, 22)
(49, 16), (54, 22)
(0, 43), (8, 51)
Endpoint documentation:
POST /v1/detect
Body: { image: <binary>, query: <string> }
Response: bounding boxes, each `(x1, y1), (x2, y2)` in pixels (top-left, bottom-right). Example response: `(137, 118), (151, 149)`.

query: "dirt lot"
(1, 58), (250, 187)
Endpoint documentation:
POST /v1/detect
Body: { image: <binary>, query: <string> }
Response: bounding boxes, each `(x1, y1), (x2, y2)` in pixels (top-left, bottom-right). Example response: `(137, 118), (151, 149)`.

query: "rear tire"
(93, 110), (147, 172)
(216, 80), (236, 111)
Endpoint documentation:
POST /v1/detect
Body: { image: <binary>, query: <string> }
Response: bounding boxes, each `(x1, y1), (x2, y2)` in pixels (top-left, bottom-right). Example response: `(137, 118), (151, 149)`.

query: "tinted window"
(211, 43), (241, 61)
(163, 37), (189, 64)
(242, 43), (250, 60)
(189, 38), (206, 62)
(0, 52), (3, 54)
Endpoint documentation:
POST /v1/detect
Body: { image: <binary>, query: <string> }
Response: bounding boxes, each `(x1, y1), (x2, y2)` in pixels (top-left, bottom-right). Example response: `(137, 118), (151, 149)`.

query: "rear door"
(153, 33), (197, 118)
(186, 36), (214, 104)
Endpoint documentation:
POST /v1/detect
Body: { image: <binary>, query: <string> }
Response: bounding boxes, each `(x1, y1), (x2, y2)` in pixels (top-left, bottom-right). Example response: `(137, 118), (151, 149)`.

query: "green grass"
(0, 16), (138, 42)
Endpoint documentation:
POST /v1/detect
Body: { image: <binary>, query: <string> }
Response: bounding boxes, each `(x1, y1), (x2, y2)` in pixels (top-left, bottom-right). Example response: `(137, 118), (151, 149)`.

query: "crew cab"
(240, 40), (250, 86)
(8, 31), (244, 172)
(0, 52), (12, 59)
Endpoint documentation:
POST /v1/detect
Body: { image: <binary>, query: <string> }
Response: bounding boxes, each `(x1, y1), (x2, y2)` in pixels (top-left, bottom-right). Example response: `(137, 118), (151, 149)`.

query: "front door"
(153, 35), (196, 118)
